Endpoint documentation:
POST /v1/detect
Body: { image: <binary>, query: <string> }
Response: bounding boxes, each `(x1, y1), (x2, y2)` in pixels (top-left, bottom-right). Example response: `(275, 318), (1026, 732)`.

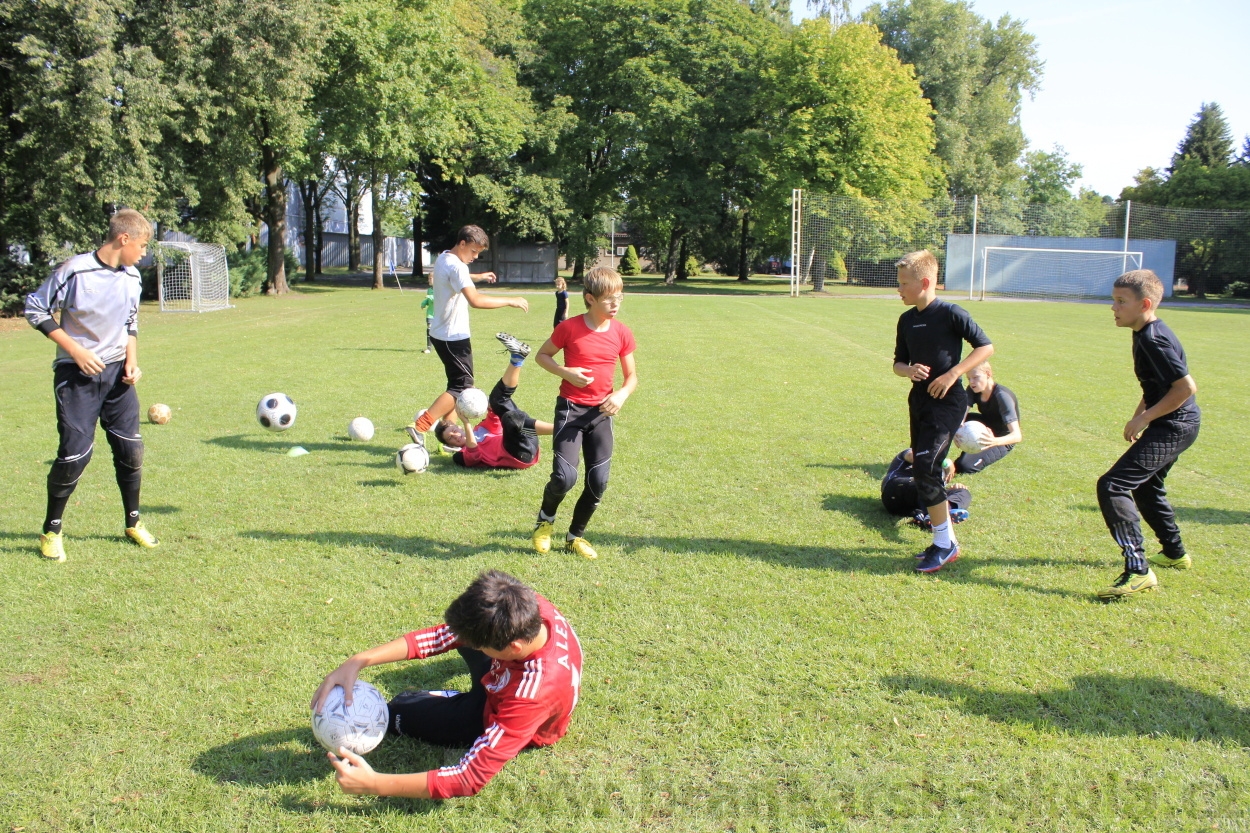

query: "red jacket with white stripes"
(401, 595), (583, 798)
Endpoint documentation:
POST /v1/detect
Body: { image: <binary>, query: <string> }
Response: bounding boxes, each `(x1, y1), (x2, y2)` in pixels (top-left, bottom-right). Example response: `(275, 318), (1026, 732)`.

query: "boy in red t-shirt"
(530, 266), (638, 560)
(433, 333), (554, 470)
(311, 570), (583, 799)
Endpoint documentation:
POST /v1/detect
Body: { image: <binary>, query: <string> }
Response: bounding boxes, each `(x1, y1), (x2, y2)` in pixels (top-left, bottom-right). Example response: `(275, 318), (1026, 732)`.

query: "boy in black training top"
(892, 250), (993, 573)
(954, 361), (1023, 474)
(1095, 269), (1200, 600)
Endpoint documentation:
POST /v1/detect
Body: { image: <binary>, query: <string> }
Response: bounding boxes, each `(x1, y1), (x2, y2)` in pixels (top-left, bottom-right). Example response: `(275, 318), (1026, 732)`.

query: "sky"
(795, 0), (1250, 197)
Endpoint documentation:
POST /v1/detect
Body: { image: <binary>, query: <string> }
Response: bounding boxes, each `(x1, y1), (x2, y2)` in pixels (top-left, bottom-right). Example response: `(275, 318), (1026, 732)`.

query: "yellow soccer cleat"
(1147, 551), (1192, 570)
(564, 537), (598, 561)
(125, 521), (160, 549)
(39, 531), (66, 562)
(532, 520), (554, 554)
(1097, 569), (1157, 600)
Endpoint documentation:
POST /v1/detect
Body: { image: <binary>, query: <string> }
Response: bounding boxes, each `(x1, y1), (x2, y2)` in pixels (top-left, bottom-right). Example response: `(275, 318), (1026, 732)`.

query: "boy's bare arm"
(122, 335), (141, 384)
(928, 344), (994, 398)
(311, 636), (410, 713)
(1124, 375), (1196, 441)
(461, 285), (528, 312)
(329, 749), (433, 799)
(536, 339), (593, 387)
(895, 361), (930, 381)
(599, 352), (637, 416)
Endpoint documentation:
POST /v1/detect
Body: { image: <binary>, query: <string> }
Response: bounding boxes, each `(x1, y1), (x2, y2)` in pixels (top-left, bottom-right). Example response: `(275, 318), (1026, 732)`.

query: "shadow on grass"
(821, 494), (908, 542)
(588, 531), (1095, 600)
(192, 727), (326, 786)
(206, 434), (394, 459)
(882, 674), (1250, 747)
(141, 504), (181, 514)
(808, 461), (889, 480)
(1174, 506), (1250, 526)
(333, 347), (412, 353)
(240, 529), (502, 560)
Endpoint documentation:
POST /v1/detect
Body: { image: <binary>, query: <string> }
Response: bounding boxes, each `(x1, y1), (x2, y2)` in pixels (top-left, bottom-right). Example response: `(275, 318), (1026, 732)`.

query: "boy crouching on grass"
(530, 266), (638, 561)
(24, 208), (159, 561)
(1095, 269), (1200, 600)
(312, 570), (582, 799)
(892, 250), (993, 573)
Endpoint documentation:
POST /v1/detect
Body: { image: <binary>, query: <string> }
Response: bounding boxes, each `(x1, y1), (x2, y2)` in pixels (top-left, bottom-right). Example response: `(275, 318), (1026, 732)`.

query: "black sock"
(42, 502), (67, 536)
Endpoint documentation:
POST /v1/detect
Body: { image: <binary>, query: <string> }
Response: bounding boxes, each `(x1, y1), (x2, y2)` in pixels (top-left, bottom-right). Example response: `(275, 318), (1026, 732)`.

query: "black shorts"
(386, 648), (491, 747)
(53, 360), (141, 461)
(431, 337), (474, 396)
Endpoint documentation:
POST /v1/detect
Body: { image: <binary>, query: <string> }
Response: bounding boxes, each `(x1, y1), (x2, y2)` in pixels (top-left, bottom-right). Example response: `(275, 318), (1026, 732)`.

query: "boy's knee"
(107, 430), (144, 471)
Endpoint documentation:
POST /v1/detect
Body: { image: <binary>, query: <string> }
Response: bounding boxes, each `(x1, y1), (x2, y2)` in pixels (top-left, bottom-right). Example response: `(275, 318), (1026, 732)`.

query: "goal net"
(978, 247), (1143, 300)
(157, 242), (231, 312)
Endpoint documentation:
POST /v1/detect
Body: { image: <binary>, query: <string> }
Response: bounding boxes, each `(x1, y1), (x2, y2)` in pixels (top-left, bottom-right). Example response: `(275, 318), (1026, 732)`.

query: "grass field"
(2, 286), (1248, 832)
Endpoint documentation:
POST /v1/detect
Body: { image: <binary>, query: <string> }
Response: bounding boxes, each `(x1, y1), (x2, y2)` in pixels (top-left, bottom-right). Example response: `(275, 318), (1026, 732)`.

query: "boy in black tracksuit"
(1095, 269), (1200, 600)
(892, 250), (994, 573)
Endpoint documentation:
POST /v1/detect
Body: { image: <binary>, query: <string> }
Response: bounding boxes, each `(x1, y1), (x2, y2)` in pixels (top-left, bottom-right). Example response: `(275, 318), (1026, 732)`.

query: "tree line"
(4, 0), (1097, 294)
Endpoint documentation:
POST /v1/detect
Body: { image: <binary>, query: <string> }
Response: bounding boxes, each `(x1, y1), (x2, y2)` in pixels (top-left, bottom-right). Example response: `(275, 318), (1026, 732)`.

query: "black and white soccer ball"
(257, 393), (297, 432)
(311, 680), (389, 755)
(395, 442), (430, 474)
(456, 387), (489, 421)
(953, 421), (992, 454)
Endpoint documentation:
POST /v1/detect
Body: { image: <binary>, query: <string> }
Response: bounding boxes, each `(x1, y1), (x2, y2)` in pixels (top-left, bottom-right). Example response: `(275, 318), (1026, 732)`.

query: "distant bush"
(1, 258), (46, 316)
(619, 245), (640, 276)
(1226, 281), (1250, 298)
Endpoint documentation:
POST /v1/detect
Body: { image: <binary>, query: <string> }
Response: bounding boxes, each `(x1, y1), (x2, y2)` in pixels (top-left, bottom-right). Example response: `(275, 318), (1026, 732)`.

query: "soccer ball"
(347, 417), (375, 441)
(311, 680), (389, 756)
(257, 393), (297, 432)
(147, 404), (171, 424)
(456, 388), (489, 421)
(953, 421), (993, 454)
(395, 442), (430, 474)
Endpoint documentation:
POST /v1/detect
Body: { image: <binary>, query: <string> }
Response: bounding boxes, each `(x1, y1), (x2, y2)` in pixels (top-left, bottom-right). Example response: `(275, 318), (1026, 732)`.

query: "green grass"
(2, 286), (1248, 832)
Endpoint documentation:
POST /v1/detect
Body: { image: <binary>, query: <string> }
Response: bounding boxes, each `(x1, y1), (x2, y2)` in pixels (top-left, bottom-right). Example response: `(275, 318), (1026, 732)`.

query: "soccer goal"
(157, 242), (232, 312)
(977, 246), (1144, 300)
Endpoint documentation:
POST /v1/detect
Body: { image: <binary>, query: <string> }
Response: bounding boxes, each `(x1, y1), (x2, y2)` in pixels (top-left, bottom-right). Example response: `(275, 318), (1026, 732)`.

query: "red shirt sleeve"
(425, 700), (552, 798)
(618, 323), (636, 359)
(403, 624), (460, 660)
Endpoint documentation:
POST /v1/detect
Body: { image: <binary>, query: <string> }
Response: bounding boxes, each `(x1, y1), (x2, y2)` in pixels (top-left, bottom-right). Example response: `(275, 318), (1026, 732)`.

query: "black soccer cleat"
(496, 332), (531, 359)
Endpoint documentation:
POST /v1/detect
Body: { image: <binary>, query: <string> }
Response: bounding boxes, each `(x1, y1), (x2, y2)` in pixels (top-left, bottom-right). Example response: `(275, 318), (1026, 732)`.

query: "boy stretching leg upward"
(24, 209), (159, 561)
(531, 267), (638, 560)
(1096, 269), (1200, 600)
(411, 225), (528, 442)
(893, 250), (993, 573)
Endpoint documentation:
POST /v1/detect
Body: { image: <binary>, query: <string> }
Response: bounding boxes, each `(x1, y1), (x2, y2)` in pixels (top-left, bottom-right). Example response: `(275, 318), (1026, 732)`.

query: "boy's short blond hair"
(582, 266), (623, 307)
(971, 360), (993, 378)
(895, 249), (938, 282)
(1114, 269), (1164, 307)
(107, 209), (152, 243)
(554, 277), (567, 291)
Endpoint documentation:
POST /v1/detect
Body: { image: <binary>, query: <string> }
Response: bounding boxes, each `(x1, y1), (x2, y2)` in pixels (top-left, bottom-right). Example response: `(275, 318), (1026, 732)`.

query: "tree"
(863, 0), (1042, 199)
(0, 0), (175, 261)
(1171, 102), (1235, 171)
(1022, 145), (1082, 204)
(618, 245), (640, 275)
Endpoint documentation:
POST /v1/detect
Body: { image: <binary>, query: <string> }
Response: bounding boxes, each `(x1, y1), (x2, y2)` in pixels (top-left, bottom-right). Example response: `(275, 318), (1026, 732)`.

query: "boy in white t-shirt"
(410, 226), (528, 442)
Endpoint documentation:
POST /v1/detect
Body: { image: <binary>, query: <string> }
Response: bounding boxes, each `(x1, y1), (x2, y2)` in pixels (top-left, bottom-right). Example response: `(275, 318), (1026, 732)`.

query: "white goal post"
(977, 246), (1144, 300)
(157, 242), (232, 312)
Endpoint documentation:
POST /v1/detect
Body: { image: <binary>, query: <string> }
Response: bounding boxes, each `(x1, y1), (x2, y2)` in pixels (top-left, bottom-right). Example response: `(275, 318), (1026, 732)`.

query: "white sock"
(932, 520), (953, 548)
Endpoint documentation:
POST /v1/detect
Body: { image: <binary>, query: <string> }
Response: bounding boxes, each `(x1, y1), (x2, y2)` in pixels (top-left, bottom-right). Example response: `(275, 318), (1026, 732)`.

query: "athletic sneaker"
(125, 521), (160, 549)
(950, 508), (969, 524)
(907, 511), (932, 533)
(39, 531), (66, 562)
(496, 332), (531, 359)
(532, 520), (554, 554)
(916, 542), (959, 573)
(1147, 551), (1192, 570)
(1097, 569), (1158, 600)
(565, 537), (598, 560)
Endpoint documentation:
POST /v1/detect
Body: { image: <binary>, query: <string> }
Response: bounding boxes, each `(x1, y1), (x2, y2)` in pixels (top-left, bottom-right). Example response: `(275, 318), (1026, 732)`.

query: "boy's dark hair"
(433, 420), (451, 445)
(1114, 269), (1163, 307)
(107, 209), (152, 243)
(457, 225), (490, 248)
(444, 570), (542, 651)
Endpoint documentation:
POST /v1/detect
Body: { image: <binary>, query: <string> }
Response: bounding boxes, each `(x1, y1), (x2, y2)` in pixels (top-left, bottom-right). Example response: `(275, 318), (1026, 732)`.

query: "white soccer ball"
(395, 442), (430, 474)
(953, 421), (994, 454)
(347, 417), (375, 441)
(257, 393), (297, 432)
(456, 387), (489, 421)
(311, 680), (389, 755)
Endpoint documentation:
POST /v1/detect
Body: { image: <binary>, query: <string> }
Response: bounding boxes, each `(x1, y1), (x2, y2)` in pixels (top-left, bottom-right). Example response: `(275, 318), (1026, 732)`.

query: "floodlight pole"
(790, 189), (802, 297)
(1121, 200), (1132, 275)
(610, 217), (616, 269)
(969, 194), (979, 300)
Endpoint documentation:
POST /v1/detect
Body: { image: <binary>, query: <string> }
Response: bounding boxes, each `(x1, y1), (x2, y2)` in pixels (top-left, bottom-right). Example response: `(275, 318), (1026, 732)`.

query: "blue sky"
(795, 1), (1250, 197)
